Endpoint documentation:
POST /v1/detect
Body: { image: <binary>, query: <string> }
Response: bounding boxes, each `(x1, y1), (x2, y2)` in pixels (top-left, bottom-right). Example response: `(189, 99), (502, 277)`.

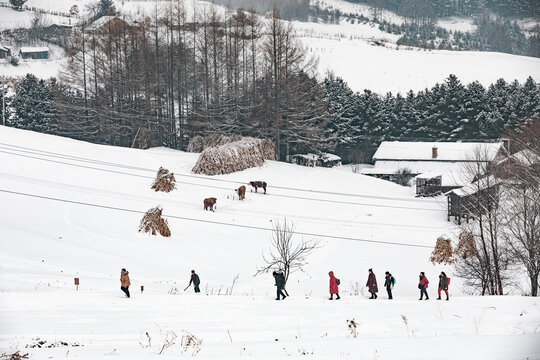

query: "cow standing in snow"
(249, 181), (267, 194)
(235, 186), (246, 200)
(203, 197), (217, 211)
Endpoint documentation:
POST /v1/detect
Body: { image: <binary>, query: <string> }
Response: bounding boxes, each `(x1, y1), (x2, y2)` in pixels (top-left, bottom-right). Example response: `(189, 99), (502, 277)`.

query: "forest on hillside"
(3, 0), (540, 163)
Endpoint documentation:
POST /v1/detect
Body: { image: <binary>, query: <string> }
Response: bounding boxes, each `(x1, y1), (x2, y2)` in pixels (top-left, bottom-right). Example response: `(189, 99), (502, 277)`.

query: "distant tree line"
(7, 3), (330, 161)
(343, 8), (536, 57)
(323, 74), (540, 162)
(348, 0), (539, 19)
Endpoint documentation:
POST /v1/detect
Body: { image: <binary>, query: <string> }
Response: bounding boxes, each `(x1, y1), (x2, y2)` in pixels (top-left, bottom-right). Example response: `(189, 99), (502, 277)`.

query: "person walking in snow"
(418, 272), (429, 300)
(437, 271), (450, 300)
(384, 271), (395, 299)
(120, 268), (131, 298)
(366, 269), (378, 299)
(189, 270), (201, 293)
(328, 271), (340, 300)
(273, 271), (287, 300)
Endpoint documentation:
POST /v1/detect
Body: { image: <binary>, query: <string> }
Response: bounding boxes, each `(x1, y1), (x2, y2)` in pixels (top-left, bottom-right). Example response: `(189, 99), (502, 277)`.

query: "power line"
(0, 148), (445, 212)
(0, 171), (444, 231)
(0, 188), (433, 249)
(0, 141), (443, 204)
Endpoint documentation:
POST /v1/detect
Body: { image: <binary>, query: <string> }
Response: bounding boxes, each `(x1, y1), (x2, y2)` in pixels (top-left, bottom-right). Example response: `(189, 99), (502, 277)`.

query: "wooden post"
(74, 277), (79, 291)
(140, 285), (144, 293)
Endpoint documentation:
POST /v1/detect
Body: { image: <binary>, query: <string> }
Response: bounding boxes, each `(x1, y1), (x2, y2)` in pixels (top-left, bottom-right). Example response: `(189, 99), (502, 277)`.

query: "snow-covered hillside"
(1, 0), (539, 94)
(0, 127), (539, 359)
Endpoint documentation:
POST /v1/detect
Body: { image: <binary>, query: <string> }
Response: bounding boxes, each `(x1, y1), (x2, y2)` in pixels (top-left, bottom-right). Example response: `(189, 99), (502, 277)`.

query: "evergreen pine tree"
(11, 74), (58, 133)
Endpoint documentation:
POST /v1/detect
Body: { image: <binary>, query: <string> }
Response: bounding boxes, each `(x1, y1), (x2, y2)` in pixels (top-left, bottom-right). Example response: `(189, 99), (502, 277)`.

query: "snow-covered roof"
(373, 141), (503, 162)
(497, 149), (539, 167)
(320, 153), (341, 162)
(292, 153), (318, 161)
(86, 16), (124, 32)
(445, 175), (501, 197)
(19, 47), (49, 53)
(416, 172), (442, 179)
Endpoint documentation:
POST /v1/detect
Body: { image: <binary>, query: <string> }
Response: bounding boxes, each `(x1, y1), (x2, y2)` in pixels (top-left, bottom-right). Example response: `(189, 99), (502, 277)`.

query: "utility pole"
(2, 80), (5, 126)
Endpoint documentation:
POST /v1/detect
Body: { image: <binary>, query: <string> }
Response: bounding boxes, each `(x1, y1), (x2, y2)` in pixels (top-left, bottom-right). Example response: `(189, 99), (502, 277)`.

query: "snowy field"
(0, 127), (539, 359)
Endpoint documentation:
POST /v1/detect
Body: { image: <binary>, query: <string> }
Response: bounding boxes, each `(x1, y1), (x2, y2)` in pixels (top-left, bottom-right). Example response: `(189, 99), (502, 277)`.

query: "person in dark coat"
(383, 271), (395, 299)
(366, 269), (378, 299)
(328, 271), (340, 300)
(189, 270), (201, 293)
(120, 268), (130, 298)
(437, 271), (449, 300)
(418, 272), (429, 300)
(273, 271), (287, 300)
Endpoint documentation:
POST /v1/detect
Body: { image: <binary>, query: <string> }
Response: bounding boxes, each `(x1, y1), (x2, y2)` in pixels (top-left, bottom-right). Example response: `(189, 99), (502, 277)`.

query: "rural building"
(0, 46), (11, 59)
(86, 16), (129, 33)
(19, 47), (49, 59)
(362, 141), (505, 190)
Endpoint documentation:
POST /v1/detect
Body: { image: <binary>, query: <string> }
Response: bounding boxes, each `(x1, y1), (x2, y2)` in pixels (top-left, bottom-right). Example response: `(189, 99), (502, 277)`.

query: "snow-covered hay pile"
(138, 206), (171, 237)
(187, 134), (243, 153)
(192, 137), (276, 175)
(151, 167), (176, 192)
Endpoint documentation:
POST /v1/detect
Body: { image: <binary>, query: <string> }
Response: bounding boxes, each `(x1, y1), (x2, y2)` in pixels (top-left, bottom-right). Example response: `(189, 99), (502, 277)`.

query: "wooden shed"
(19, 47), (49, 59)
(0, 46), (11, 59)
(415, 173), (442, 196)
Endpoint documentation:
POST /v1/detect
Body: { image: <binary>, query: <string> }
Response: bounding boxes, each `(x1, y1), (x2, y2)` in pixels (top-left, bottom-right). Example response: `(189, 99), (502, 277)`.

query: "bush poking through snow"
(139, 207), (171, 237)
(430, 236), (455, 265)
(192, 137), (276, 176)
(158, 330), (177, 355)
(456, 232), (476, 260)
(0, 351), (29, 360)
(346, 319), (359, 338)
(181, 331), (203, 356)
(151, 167), (176, 193)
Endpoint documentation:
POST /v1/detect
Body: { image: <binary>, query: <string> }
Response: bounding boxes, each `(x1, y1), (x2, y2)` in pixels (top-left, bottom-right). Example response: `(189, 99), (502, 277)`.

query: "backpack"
(392, 276), (396, 285)
(447, 277), (451, 285)
(336, 278), (341, 285)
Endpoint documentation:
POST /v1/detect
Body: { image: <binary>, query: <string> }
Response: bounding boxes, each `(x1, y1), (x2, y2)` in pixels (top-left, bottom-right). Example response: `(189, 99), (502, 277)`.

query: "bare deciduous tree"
(255, 218), (319, 284)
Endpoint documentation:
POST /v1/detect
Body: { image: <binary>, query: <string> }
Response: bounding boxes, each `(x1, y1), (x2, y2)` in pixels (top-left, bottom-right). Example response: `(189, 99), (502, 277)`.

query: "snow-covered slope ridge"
(0, 127), (539, 359)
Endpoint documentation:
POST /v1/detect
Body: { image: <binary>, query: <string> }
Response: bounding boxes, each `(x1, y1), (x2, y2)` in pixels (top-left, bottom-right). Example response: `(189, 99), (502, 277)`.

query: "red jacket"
(329, 271), (339, 294)
(419, 276), (429, 289)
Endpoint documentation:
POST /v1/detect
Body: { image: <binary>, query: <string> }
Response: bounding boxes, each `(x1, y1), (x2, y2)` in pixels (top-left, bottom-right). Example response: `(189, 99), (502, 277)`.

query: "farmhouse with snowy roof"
(19, 47), (49, 59)
(86, 16), (129, 33)
(362, 141), (505, 194)
(0, 46), (11, 59)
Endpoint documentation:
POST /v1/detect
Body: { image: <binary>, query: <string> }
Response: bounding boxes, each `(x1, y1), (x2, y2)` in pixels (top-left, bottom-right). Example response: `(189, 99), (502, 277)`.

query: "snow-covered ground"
(0, 126), (539, 359)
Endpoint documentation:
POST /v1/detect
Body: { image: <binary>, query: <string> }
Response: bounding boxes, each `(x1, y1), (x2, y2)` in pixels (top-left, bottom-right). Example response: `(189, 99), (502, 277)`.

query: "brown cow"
(249, 181), (267, 194)
(203, 197), (217, 211)
(235, 186), (246, 200)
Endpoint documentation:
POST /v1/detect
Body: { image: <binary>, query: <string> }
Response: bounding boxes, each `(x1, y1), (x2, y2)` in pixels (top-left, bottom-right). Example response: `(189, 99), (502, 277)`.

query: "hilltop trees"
(9, 0), (27, 11)
(11, 74), (57, 133)
(323, 74), (540, 162)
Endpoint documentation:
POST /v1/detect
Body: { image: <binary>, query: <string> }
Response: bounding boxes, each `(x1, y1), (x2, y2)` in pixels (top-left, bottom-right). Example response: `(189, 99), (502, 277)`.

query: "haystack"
(192, 137), (276, 175)
(151, 167), (176, 192)
(187, 134), (272, 155)
(139, 206), (171, 237)
(429, 236), (455, 264)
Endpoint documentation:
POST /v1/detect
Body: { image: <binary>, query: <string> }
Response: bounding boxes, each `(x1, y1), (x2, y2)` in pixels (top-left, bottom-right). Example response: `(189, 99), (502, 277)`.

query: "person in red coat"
(418, 272), (429, 300)
(366, 268), (378, 299)
(328, 271), (340, 300)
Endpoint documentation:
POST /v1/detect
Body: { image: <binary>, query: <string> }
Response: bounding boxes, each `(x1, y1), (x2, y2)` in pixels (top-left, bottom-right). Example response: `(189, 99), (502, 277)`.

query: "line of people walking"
(327, 269), (451, 301)
(119, 268), (450, 301)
